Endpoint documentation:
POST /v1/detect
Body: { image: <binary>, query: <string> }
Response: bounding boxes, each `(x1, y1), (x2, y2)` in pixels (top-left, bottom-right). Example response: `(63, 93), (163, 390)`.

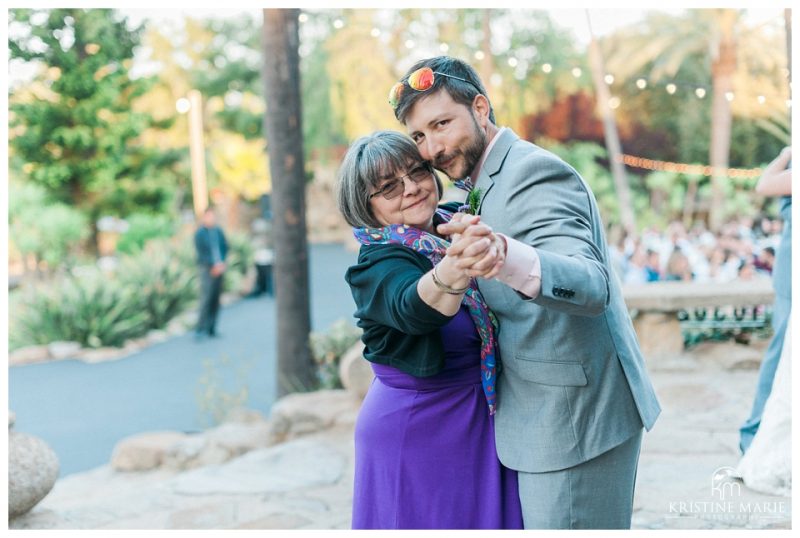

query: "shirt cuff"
(494, 234), (542, 299)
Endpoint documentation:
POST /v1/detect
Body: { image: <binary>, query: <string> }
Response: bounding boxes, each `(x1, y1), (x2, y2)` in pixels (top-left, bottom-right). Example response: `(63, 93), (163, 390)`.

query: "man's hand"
(210, 262), (226, 277)
(446, 222), (506, 279)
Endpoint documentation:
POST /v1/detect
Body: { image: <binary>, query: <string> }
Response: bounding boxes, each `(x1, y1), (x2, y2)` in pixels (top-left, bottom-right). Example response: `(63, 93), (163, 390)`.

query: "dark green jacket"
(345, 243), (456, 377)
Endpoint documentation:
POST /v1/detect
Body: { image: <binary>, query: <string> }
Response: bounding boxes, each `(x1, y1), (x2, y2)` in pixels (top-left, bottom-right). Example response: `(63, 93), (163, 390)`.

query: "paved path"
(8, 243), (358, 477)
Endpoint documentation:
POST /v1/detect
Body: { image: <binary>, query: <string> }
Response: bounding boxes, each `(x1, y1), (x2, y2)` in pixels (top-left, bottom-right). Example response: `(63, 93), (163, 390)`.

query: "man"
(194, 206), (228, 339)
(391, 56), (661, 529)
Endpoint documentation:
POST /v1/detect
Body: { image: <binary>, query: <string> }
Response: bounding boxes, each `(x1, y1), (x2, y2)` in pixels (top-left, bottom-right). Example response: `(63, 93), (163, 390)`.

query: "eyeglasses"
(369, 163), (433, 200)
(388, 67), (474, 110)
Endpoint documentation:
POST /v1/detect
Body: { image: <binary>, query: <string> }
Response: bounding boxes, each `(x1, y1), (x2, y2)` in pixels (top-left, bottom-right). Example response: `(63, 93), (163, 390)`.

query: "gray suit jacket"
(474, 129), (661, 473)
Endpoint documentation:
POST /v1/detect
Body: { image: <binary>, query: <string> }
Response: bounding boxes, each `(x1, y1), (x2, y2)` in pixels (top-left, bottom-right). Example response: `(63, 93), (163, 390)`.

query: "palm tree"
(586, 11), (636, 234)
(262, 8), (316, 396)
(603, 9), (787, 232)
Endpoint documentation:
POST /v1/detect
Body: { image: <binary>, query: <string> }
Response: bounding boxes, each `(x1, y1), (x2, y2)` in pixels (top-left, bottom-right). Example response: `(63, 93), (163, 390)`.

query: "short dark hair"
(393, 56), (495, 125)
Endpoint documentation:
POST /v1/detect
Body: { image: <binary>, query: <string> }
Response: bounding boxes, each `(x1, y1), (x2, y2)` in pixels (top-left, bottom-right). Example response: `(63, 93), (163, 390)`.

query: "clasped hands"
(437, 213), (506, 279)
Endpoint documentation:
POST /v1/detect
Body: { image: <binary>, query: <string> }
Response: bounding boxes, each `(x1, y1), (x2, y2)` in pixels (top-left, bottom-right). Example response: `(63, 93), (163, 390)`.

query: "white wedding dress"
(736, 313), (792, 496)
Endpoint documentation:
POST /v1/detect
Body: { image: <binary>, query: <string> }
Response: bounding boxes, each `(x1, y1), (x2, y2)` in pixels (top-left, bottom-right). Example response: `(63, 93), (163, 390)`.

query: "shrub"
(115, 213), (176, 255)
(117, 238), (198, 329)
(310, 319), (362, 389)
(11, 236), (199, 349)
(9, 181), (89, 271)
(12, 270), (150, 348)
(221, 231), (254, 295)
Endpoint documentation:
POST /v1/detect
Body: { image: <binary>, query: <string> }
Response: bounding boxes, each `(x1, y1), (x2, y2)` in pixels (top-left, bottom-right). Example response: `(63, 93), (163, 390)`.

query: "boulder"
(338, 341), (373, 399)
(47, 341), (82, 361)
(79, 347), (127, 364)
(164, 436), (230, 471)
(110, 431), (188, 472)
(9, 345), (50, 366)
(8, 431), (60, 518)
(269, 390), (361, 440)
(223, 407), (269, 425)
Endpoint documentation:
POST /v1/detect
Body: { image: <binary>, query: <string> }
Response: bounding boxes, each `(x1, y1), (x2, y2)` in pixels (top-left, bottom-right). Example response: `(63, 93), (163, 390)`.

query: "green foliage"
(310, 319), (362, 390)
(8, 8), (180, 217)
(115, 213), (176, 255)
(10, 237), (199, 349)
(12, 270), (150, 349)
(221, 231), (254, 294)
(117, 238), (198, 329)
(8, 180), (90, 270)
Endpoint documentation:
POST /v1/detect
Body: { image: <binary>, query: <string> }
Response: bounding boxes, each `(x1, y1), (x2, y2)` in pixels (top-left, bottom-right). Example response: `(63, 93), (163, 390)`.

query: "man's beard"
(436, 114), (487, 181)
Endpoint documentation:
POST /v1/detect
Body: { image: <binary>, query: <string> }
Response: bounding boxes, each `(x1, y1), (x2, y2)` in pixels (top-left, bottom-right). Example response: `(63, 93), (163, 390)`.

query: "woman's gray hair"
(336, 130), (442, 228)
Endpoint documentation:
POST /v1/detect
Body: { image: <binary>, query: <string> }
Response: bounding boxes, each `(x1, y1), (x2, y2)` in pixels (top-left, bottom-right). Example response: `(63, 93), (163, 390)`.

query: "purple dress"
(352, 305), (523, 529)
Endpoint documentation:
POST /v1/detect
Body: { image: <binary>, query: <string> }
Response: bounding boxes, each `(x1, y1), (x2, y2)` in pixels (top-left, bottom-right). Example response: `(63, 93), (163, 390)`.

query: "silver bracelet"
(432, 264), (469, 295)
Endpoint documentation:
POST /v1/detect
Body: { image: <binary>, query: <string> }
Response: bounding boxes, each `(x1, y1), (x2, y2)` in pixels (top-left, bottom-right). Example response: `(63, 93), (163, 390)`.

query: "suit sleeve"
(346, 246), (454, 336)
(504, 151), (609, 316)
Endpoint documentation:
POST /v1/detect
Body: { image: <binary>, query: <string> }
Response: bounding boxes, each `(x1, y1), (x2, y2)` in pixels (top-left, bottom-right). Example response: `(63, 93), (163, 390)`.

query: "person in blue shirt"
(194, 206), (228, 339)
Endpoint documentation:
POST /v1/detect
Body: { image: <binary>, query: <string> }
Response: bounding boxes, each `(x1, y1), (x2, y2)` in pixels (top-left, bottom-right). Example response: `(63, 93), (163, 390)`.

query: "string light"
(298, 13), (308, 23)
(572, 67), (582, 78)
(507, 57), (518, 68)
(474, 50), (485, 60)
(666, 83), (677, 94)
(370, 28), (381, 37)
(542, 63), (552, 73)
(725, 91), (734, 102)
(405, 39), (415, 49)
(608, 96), (621, 109)
(604, 74), (614, 85)
(757, 95), (766, 104)
(695, 88), (706, 98)
(619, 154), (762, 180)
(333, 19), (344, 29)
(439, 43), (449, 53)
(636, 78), (647, 89)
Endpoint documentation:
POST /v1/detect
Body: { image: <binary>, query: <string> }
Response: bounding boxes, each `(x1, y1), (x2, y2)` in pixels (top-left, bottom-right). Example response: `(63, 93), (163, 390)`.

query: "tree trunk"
(708, 21), (736, 232)
(480, 9), (493, 86)
(682, 178), (698, 228)
(586, 12), (636, 233)
(261, 9), (315, 396)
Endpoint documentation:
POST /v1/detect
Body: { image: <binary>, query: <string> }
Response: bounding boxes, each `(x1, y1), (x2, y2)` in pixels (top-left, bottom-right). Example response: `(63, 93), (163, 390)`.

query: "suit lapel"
(474, 128), (518, 214)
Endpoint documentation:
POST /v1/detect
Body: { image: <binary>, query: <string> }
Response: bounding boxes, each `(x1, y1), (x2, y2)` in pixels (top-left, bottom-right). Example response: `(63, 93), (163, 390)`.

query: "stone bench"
(622, 279), (775, 361)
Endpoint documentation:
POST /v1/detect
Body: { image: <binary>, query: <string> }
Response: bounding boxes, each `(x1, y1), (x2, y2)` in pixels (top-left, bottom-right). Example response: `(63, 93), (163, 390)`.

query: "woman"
(337, 131), (523, 529)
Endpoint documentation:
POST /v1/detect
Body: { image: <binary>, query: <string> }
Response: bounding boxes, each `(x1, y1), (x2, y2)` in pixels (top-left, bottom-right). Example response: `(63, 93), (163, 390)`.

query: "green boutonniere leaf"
(467, 188), (482, 215)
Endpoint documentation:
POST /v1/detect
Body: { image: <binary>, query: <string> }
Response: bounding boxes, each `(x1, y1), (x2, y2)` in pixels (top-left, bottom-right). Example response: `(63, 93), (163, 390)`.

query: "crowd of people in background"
(609, 214), (784, 285)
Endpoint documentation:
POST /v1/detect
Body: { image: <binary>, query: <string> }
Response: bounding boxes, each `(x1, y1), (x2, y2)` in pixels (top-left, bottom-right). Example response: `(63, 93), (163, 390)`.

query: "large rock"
(164, 422), (273, 471)
(167, 438), (346, 495)
(338, 342), (373, 399)
(9, 345), (50, 366)
(8, 431), (60, 518)
(269, 390), (361, 442)
(110, 431), (189, 472)
(47, 341), (82, 361)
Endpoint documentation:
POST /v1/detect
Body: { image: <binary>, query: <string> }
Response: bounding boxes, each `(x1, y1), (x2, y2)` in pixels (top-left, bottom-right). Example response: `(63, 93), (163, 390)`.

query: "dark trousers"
(196, 267), (223, 335)
(250, 263), (273, 296)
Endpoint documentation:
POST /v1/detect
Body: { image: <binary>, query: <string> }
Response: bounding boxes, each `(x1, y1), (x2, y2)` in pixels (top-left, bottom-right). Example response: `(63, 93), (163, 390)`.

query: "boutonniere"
(466, 187), (482, 215)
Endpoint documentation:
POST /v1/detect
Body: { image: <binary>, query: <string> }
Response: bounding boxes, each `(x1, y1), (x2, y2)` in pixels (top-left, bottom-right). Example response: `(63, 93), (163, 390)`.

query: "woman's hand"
(446, 221), (506, 280)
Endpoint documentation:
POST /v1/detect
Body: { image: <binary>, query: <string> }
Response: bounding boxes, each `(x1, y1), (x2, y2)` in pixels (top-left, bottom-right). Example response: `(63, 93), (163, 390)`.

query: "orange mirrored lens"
(407, 67), (435, 91)
(388, 82), (404, 108)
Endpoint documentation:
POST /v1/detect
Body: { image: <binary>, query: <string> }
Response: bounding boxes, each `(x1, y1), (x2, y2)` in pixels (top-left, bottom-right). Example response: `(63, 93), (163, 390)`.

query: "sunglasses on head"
(388, 67), (475, 110)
